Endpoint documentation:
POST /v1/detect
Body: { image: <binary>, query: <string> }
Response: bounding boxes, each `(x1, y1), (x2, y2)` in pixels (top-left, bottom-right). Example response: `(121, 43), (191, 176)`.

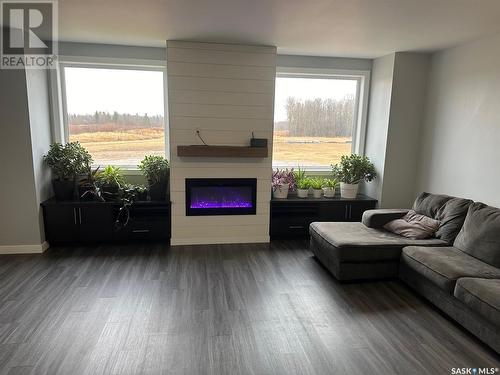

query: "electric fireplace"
(185, 178), (257, 216)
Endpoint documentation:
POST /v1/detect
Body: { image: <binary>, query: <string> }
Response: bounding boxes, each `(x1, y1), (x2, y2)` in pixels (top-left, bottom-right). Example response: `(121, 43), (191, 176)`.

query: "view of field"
(273, 130), (351, 167)
(69, 126), (165, 166)
(69, 125), (351, 167)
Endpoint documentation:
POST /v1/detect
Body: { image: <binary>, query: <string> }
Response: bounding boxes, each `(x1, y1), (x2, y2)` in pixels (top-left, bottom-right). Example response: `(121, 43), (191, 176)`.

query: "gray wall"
(26, 69), (53, 243)
(0, 69), (42, 247)
(277, 54), (371, 71)
(383, 52), (430, 208)
(363, 52), (430, 208)
(59, 42), (166, 60)
(416, 32), (500, 207)
(362, 54), (395, 203)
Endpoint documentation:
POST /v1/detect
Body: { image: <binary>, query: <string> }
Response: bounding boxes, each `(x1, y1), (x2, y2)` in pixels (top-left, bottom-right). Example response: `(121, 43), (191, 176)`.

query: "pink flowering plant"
(272, 168), (296, 192)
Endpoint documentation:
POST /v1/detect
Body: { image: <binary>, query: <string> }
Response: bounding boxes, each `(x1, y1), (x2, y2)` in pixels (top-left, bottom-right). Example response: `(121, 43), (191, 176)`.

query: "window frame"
(52, 56), (169, 170)
(273, 66), (370, 173)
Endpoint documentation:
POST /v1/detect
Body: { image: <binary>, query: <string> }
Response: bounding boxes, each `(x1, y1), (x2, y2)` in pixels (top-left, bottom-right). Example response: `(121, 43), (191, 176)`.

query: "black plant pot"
(135, 191), (148, 202)
(101, 184), (119, 201)
(52, 178), (75, 201)
(148, 180), (167, 201)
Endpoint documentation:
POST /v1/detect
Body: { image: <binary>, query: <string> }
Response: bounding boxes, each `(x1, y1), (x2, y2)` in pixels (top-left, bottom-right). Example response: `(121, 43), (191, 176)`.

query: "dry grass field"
(69, 127), (351, 167)
(69, 127), (165, 166)
(273, 132), (352, 167)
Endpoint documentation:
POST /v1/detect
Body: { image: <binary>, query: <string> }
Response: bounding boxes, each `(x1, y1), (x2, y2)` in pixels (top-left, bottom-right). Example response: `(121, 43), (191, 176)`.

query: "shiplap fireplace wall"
(167, 41), (276, 245)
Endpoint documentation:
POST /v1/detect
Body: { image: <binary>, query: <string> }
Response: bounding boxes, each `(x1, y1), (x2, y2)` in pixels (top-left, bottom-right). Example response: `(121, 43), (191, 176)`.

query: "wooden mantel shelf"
(177, 145), (268, 158)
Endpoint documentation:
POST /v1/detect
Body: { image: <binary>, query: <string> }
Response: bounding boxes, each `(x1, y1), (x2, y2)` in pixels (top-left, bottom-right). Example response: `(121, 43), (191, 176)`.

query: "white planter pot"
(273, 183), (289, 199)
(297, 189), (309, 198)
(340, 183), (359, 199)
(312, 189), (323, 198)
(323, 187), (336, 198)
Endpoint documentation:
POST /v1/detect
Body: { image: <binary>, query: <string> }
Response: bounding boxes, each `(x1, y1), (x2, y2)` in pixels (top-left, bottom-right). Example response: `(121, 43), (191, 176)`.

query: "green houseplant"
(138, 155), (170, 201)
(310, 177), (324, 198)
(322, 178), (338, 198)
(43, 142), (92, 200)
(332, 154), (376, 199)
(96, 165), (125, 198)
(296, 177), (312, 198)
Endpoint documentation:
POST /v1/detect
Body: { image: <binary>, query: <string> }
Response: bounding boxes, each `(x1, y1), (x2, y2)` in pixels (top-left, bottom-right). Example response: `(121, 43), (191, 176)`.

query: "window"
(61, 65), (166, 167)
(273, 69), (368, 170)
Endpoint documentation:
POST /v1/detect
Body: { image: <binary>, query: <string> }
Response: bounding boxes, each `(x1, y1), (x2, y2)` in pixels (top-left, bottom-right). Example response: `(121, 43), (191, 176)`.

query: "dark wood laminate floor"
(0, 240), (498, 375)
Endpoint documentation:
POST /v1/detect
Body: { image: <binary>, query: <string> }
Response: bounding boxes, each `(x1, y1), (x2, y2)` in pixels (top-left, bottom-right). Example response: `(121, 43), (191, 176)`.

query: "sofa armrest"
(362, 209), (410, 228)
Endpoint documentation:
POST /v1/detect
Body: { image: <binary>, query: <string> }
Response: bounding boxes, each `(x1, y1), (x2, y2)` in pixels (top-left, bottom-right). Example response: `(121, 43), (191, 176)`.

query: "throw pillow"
(384, 210), (441, 239)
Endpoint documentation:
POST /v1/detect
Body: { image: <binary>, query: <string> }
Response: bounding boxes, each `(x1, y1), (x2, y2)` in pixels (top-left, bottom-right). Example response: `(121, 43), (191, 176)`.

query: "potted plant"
(96, 165), (125, 199)
(310, 177), (324, 198)
(78, 166), (104, 202)
(272, 168), (295, 199)
(296, 177), (311, 198)
(138, 155), (170, 201)
(43, 142), (92, 200)
(332, 154), (376, 199)
(322, 178), (338, 198)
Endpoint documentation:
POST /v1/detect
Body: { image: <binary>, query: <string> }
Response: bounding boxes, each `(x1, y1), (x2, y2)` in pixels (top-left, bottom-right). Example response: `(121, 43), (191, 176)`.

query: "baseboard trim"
(171, 236), (270, 246)
(0, 241), (49, 254)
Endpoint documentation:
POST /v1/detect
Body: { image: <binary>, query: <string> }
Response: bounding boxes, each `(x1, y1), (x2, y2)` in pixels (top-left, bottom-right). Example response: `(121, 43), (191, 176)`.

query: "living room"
(0, 0), (499, 373)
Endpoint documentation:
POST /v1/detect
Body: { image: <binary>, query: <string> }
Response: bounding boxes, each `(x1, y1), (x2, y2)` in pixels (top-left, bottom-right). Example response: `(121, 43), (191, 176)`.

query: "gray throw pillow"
(384, 210), (441, 239)
(454, 202), (500, 267)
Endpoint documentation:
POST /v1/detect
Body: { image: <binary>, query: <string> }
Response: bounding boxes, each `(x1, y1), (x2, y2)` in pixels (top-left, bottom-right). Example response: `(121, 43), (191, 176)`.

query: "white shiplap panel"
(167, 47), (276, 67)
(167, 62), (275, 81)
(167, 41), (276, 54)
(169, 103), (273, 120)
(170, 90), (274, 107)
(169, 117), (272, 132)
(167, 41), (275, 245)
(172, 224), (269, 239)
(169, 129), (272, 148)
(170, 167), (271, 180)
(172, 215), (269, 227)
(168, 76), (274, 94)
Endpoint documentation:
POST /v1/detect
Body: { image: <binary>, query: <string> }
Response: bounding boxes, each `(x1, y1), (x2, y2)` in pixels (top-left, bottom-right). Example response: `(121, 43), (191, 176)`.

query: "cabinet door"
(43, 205), (79, 243)
(319, 201), (348, 221)
(77, 205), (113, 242)
(348, 201), (377, 221)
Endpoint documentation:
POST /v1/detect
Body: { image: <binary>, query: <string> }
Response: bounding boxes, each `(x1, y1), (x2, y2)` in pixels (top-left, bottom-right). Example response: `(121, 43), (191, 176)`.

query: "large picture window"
(61, 65), (165, 167)
(273, 70), (367, 170)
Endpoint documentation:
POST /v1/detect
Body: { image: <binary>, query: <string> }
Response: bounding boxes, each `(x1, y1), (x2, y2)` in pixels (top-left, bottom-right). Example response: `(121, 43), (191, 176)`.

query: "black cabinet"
(42, 199), (171, 244)
(270, 194), (377, 237)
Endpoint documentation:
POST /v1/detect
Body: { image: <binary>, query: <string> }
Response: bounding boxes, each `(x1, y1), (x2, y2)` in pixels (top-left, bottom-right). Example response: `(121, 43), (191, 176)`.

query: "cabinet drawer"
(271, 217), (316, 236)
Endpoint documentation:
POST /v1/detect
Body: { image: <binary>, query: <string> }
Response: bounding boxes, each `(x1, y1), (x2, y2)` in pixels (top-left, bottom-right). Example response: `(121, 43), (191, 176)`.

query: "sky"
(64, 67), (165, 116)
(274, 77), (357, 122)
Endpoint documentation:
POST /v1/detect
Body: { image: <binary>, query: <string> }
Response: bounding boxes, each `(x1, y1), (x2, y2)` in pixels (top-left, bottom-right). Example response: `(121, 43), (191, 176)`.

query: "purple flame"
(189, 186), (253, 209)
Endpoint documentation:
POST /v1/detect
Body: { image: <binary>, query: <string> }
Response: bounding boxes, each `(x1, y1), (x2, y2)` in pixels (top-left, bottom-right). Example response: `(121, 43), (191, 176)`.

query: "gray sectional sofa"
(309, 192), (500, 354)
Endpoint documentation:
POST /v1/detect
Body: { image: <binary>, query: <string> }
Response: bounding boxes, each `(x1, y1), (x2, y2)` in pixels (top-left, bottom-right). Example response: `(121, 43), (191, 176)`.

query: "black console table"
(270, 194), (377, 237)
(41, 199), (171, 244)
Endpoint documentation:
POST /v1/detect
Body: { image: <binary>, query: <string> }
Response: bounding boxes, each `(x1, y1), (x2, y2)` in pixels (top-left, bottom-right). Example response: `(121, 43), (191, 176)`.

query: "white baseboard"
(171, 236), (270, 246)
(0, 241), (49, 254)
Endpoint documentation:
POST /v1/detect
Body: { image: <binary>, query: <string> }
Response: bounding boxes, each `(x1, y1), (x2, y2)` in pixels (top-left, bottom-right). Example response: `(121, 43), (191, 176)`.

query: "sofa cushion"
(401, 246), (500, 293)
(362, 209), (409, 228)
(413, 192), (472, 244)
(309, 222), (446, 262)
(454, 278), (500, 327)
(454, 202), (500, 268)
(383, 210), (440, 239)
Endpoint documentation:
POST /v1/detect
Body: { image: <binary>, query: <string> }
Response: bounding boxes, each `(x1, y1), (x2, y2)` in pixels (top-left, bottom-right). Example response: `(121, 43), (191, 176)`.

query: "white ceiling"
(56, 0), (500, 58)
